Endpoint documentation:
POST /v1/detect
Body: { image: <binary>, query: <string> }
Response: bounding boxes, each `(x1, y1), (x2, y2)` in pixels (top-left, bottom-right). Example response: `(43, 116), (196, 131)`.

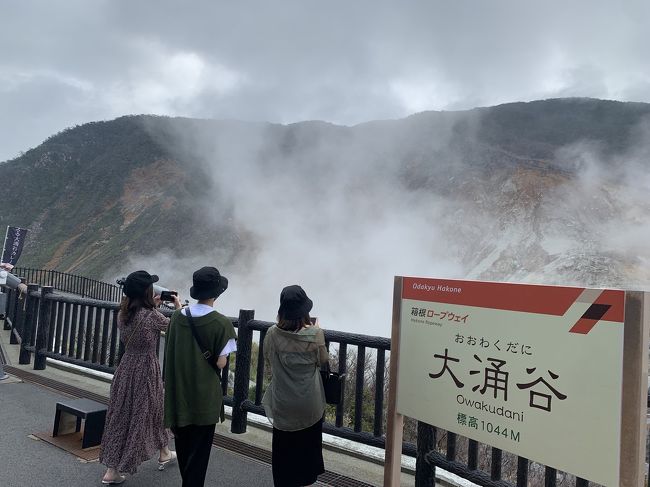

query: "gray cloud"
(2, 0), (650, 162)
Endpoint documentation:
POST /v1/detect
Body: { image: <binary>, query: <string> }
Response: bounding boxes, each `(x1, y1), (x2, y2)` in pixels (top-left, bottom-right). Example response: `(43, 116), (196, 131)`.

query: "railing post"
(8, 286), (18, 341)
(18, 284), (39, 364)
(491, 448), (503, 480)
(517, 457), (529, 487)
(231, 309), (255, 434)
(34, 286), (54, 370)
(354, 345), (366, 432)
(416, 421), (436, 487)
(10, 277), (25, 345)
(335, 342), (348, 427)
(545, 467), (557, 487)
(254, 329), (267, 405)
(3, 288), (13, 330)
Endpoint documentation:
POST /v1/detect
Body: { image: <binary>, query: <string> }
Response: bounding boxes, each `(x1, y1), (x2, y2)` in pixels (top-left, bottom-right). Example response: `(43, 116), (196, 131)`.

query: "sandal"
(101, 474), (126, 484)
(158, 450), (177, 471)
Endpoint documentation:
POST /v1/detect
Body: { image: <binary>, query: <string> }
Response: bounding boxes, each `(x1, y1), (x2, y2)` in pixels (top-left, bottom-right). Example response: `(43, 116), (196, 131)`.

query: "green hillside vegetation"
(0, 116), (245, 276)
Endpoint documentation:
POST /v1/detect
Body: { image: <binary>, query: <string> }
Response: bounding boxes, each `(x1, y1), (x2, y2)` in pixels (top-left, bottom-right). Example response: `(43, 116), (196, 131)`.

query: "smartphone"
(160, 290), (178, 302)
(310, 316), (317, 325)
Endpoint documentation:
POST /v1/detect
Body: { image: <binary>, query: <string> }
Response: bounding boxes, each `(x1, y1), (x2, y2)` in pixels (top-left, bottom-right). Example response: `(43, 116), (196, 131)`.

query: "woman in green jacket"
(262, 285), (329, 487)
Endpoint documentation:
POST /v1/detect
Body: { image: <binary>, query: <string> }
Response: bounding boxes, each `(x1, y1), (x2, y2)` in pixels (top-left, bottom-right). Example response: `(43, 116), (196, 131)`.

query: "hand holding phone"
(160, 290), (178, 302)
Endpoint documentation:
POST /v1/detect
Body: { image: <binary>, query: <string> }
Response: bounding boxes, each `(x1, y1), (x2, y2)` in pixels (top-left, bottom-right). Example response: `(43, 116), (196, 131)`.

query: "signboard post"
(384, 277), (405, 486)
(384, 276), (648, 487)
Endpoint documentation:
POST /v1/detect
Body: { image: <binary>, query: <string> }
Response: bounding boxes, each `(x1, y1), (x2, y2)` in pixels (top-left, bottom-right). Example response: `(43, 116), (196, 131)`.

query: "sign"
(384, 277), (648, 487)
(1, 226), (28, 266)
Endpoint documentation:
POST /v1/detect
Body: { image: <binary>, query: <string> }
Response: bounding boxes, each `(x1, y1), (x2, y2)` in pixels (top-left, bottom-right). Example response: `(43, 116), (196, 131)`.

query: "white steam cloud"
(110, 111), (650, 337)
(112, 118), (464, 336)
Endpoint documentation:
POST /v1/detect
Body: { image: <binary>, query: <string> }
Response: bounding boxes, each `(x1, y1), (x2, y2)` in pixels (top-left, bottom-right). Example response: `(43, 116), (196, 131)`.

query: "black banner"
(1, 226), (28, 266)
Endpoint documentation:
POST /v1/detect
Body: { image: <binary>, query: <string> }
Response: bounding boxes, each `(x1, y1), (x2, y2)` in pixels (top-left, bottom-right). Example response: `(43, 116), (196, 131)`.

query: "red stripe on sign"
(594, 290), (625, 323)
(402, 277), (584, 316)
(569, 290), (624, 333)
(569, 318), (599, 334)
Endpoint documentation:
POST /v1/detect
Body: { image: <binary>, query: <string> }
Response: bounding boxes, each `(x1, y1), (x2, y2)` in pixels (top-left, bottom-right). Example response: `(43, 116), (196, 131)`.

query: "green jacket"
(164, 309), (237, 428)
(262, 325), (328, 431)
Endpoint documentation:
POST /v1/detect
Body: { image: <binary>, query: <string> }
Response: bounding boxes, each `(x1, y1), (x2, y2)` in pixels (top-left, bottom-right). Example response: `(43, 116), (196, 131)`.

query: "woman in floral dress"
(100, 270), (182, 484)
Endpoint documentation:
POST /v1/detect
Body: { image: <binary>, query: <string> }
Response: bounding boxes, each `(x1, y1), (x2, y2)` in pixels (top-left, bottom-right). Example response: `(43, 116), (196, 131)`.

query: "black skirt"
(272, 418), (325, 486)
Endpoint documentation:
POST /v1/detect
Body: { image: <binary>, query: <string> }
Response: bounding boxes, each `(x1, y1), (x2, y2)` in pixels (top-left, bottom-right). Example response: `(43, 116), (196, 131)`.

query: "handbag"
(320, 362), (345, 405)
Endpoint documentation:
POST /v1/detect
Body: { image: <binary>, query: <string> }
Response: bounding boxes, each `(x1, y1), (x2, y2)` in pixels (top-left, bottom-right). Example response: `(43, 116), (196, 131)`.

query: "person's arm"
(216, 355), (228, 369)
(263, 329), (274, 374)
(171, 292), (182, 310)
(317, 329), (329, 366)
(151, 309), (171, 332)
(215, 338), (237, 370)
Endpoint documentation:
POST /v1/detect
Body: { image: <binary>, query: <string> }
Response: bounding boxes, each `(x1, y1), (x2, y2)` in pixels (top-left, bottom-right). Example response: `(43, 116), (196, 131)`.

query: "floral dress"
(100, 308), (169, 474)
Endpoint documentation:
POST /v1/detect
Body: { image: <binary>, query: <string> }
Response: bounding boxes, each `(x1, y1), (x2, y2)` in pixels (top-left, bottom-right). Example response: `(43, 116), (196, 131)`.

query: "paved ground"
(0, 379), (277, 487)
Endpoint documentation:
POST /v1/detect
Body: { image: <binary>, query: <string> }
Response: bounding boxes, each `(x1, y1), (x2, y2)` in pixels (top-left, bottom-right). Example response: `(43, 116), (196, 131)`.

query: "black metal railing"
(415, 423), (593, 487)
(3, 281), (645, 487)
(2, 285), (239, 409)
(230, 316), (399, 455)
(14, 267), (121, 302)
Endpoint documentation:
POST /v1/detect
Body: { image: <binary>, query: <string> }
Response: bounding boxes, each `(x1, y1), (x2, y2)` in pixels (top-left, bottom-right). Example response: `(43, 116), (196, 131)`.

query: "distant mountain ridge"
(2, 98), (649, 289)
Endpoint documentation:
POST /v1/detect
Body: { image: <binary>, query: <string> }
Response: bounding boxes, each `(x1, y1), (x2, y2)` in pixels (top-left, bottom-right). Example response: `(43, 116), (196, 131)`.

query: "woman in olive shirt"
(262, 285), (329, 487)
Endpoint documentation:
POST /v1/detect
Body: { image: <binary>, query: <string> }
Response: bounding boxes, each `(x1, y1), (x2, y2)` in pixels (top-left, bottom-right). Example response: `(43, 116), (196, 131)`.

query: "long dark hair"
(277, 313), (311, 332)
(119, 285), (156, 325)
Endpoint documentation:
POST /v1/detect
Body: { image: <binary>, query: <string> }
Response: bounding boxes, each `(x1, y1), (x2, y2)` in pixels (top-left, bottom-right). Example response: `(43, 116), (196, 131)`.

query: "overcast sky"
(1, 0), (649, 162)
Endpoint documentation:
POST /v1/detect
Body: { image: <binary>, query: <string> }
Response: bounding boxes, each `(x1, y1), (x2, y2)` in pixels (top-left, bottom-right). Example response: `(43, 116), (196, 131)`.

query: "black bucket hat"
(123, 270), (159, 299)
(190, 266), (228, 300)
(278, 285), (313, 320)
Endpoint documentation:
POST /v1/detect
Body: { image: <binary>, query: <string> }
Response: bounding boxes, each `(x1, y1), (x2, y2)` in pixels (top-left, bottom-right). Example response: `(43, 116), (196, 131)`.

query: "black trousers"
(172, 424), (216, 487)
(272, 419), (324, 487)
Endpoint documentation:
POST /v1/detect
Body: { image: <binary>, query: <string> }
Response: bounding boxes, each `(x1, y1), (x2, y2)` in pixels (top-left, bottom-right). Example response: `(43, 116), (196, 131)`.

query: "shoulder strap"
(186, 307), (221, 375)
(124, 313), (145, 350)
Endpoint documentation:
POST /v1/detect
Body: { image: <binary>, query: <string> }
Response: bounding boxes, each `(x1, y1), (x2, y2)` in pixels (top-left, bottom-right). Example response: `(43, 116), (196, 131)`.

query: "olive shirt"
(261, 325), (329, 432)
(163, 308), (237, 428)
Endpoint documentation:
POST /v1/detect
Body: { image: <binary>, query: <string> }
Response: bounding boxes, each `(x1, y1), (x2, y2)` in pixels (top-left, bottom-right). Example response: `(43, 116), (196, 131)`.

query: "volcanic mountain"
(2, 98), (649, 293)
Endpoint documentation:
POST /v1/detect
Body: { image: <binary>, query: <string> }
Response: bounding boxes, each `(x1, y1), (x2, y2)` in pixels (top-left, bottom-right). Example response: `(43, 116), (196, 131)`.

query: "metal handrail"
(13, 267), (121, 302)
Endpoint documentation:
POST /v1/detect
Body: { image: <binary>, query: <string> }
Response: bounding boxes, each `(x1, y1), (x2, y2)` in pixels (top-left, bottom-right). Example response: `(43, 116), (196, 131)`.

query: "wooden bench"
(53, 398), (107, 449)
